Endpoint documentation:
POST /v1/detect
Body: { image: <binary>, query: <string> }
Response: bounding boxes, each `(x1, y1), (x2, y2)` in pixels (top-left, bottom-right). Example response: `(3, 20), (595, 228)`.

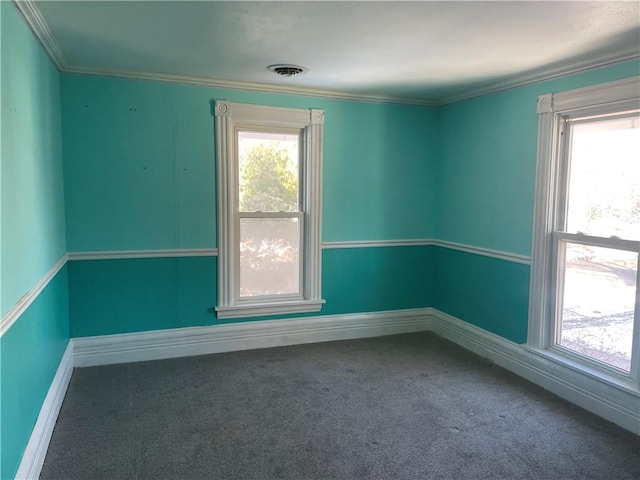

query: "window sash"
(236, 126), (303, 213)
(549, 234), (640, 381)
(529, 77), (640, 389)
(214, 100), (325, 319)
(546, 105), (640, 381)
(553, 232), (639, 253)
(235, 212), (304, 303)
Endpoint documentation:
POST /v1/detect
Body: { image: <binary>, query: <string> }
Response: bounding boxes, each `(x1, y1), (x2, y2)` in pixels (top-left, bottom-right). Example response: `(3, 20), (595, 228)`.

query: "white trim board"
(322, 239), (434, 249)
(74, 307), (639, 434)
(434, 240), (531, 265)
(430, 309), (640, 435)
(13, 307), (640, 479)
(0, 255), (67, 337)
(13, 0), (639, 107)
(73, 308), (433, 367)
(67, 248), (218, 261)
(15, 341), (74, 480)
(322, 239), (531, 265)
(68, 240), (529, 264)
(11, 0), (68, 69)
(61, 49), (640, 108)
(1, 241), (529, 340)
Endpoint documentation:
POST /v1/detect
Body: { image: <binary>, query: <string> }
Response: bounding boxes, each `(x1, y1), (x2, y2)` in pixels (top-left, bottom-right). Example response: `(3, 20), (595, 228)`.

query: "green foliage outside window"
(239, 143), (298, 212)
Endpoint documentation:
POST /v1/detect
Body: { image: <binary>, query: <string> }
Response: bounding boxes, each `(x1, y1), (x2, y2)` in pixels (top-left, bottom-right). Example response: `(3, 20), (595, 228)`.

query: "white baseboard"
(15, 341), (73, 480)
(14, 306), (638, 480)
(73, 308), (433, 368)
(430, 309), (640, 435)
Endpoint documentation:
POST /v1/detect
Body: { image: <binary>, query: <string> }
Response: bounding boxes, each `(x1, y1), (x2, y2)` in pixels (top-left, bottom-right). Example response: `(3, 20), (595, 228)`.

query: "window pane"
(238, 131), (299, 212)
(558, 242), (637, 372)
(566, 115), (640, 240)
(240, 217), (300, 297)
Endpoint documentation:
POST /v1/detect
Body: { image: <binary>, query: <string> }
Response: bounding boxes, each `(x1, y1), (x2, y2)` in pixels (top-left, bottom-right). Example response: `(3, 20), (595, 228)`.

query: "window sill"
(523, 345), (639, 395)
(215, 299), (326, 319)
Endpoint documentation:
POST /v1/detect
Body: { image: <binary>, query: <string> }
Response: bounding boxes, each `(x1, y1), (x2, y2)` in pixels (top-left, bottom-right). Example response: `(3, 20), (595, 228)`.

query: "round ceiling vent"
(267, 64), (308, 77)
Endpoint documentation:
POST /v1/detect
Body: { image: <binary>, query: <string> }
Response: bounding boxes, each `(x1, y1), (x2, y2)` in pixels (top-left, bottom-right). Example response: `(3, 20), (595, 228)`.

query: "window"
(214, 101), (325, 318)
(530, 77), (640, 386)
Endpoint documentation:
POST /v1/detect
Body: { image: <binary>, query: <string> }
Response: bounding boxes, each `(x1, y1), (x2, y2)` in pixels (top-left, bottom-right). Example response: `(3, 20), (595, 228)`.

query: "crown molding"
(61, 66), (438, 107)
(12, 0), (68, 70)
(12, 0), (639, 107)
(435, 45), (640, 106)
(57, 48), (640, 108)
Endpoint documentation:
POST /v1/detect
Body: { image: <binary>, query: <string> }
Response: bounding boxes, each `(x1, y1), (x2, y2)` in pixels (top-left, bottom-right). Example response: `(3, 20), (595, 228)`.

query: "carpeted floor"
(41, 332), (640, 479)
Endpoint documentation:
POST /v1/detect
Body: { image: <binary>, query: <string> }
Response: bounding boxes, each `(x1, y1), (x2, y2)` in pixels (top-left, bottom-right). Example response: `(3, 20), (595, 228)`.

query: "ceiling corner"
(12, 0), (68, 70)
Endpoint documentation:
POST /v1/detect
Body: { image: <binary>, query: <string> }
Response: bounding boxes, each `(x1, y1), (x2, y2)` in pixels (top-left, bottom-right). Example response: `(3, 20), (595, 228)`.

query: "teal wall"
(61, 61), (640, 341)
(432, 59), (639, 340)
(436, 59), (640, 257)
(61, 75), (437, 251)
(1, 2), (67, 316)
(0, 268), (69, 480)
(0, 3), (70, 479)
(68, 247), (434, 337)
(433, 248), (530, 343)
(61, 74), (438, 338)
(2, 4), (638, 474)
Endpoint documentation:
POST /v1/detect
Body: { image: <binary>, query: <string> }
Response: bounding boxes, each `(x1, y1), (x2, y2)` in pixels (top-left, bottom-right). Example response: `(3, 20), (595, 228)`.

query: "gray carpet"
(41, 332), (640, 479)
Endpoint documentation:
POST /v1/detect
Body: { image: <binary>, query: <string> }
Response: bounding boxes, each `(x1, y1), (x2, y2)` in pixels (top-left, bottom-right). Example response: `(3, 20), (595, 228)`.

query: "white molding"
(71, 307), (640, 434)
(214, 100), (324, 317)
(61, 50), (640, 108)
(11, 0), (68, 70)
(550, 76), (640, 113)
(322, 239), (435, 249)
(529, 76), (640, 350)
(11, 0), (639, 107)
(434, 240), (532, 265)
(0, 255), (67, 337)
(436, 46), (640, 106)
(430, 309), (640, 435)
(537, 93), (554, 114)
(322, 239), (532, 265)
(67, 248), (218, 261)
(72, 308), (433, 367)
(64, 67), (437, 107)
(15, 341), (73, 480)
(215, 299), (326, 319)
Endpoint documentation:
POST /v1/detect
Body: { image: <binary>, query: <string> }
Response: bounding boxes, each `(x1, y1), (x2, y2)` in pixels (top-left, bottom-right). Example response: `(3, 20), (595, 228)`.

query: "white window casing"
(214, 101), (325, 319)
(528, 76), (640, 389)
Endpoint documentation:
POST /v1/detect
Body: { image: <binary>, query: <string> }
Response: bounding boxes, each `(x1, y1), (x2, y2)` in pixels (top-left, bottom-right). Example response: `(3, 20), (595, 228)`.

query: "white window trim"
(214, 100), (325, 319)
(528, 76), (640, 390)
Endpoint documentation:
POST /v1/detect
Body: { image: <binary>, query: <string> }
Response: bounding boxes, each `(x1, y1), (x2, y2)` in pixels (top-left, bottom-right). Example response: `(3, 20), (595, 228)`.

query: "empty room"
(2, 1), (640, 479)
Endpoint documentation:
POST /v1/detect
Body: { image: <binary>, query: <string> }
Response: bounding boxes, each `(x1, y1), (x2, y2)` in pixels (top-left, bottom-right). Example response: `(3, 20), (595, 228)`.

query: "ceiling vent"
(267, 64), (308, 77)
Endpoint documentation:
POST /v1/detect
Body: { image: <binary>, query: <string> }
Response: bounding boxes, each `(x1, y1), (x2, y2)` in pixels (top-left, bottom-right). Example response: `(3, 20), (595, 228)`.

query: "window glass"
(239, 217), (301, 298)
(565, 115), (640, 240)
(558, 242), (637, 372)
(238, 131), (299, 213)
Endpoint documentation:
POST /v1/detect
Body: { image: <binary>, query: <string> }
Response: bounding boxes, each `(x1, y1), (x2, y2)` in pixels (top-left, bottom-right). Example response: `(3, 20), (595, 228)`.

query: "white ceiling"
(25, 1), (640, 104)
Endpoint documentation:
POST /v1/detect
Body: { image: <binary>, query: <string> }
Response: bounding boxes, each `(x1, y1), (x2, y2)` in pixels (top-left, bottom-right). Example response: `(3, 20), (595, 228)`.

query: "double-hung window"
(530, 77), (640, 386)
(214, 101), (325, 319)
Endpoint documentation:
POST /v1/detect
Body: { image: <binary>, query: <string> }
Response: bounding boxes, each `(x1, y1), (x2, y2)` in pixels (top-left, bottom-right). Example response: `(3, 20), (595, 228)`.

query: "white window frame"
(529, 76), (640, 389)
(214, 101), (325, 319)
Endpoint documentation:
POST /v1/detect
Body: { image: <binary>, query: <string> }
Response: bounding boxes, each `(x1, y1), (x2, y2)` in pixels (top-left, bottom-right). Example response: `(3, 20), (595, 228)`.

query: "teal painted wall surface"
(436, 59), (640, 257)
(61, 75), (437, 252)
(0, 266), (70, 480)
(433, 247), (530, 343)
(1, 5), (70, 478)
(1, 2), (67, 316)
(321, 246), (433, 316)
(68, 257), (217, 337)
(68, 246), (434, 337)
